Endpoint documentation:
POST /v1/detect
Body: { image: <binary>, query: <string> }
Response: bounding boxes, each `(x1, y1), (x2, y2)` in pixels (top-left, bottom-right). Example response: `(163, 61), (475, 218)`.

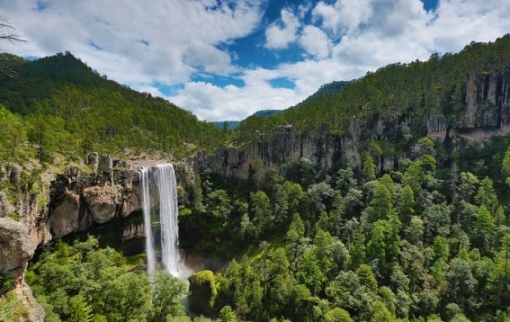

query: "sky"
(0, 0), (509, 121)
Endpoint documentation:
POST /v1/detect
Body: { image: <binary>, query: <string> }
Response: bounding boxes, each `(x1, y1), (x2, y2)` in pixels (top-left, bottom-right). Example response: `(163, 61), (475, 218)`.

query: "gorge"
(2, 36), (510, 321)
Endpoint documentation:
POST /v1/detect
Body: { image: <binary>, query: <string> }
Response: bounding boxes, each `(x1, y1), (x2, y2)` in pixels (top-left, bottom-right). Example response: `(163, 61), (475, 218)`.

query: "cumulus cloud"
(299, 25), (331, 59)
(313, 0), (373, 35)
(0, 0), (265, 85)
(264, 8), (301, 50)
(1, 0), (510, 122)
(174, 0), (510, 121)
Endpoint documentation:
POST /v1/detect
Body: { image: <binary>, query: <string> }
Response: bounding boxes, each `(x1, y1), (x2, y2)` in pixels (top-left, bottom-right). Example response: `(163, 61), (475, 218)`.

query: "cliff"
(428, 70), (510, 144)
(188, 68), (510, 180)
(1, 158), (179, 282)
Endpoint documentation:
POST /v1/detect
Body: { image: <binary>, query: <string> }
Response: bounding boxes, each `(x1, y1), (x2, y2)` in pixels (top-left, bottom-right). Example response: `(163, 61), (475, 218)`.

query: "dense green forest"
(235, 35), (510, 143)
(0, 52), (223, 162)
(172, 136), (510, 322)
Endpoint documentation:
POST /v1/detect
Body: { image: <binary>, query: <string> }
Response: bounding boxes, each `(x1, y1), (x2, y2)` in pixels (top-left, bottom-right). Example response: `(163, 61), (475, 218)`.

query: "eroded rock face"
(47, 188), (83, 238)
(47, 168), (147, 238)
(123, 223), (145, 241)
(0, 217), (34, 272)
(82, 185), (119, 224)
(427, 70), (510, 145)
(458, 71), (502, 129)
(427, 114), (448, 141)
(188, 123), (345, 179)
(342, 117), (362, 170)
(19, 281), (45, 322)
(0, 191), (12, 217)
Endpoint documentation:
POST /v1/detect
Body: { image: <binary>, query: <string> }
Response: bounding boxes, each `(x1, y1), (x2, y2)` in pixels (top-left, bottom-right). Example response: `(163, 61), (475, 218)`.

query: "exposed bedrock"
(428, 69), (510, 144)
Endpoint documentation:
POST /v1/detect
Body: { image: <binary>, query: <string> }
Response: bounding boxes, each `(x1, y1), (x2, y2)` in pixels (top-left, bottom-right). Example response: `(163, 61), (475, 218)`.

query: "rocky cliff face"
(428, 69), (510, 144)
(0, 157), (177, 275)
(46, 165), (142, 238)
(188, 121), (359, 179)
(0, 156), (185, 319)
(188, 69), (510, 180)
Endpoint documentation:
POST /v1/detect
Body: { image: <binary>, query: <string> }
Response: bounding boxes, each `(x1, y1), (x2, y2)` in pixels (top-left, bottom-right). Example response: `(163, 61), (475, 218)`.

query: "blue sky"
(0, 0), (509, 121)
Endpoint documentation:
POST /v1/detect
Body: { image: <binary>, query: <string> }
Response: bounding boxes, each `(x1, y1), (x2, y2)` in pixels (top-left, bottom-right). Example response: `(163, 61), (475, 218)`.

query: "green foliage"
(188, 270), (217, 316)
(323, 308), (353, 322)
(0, 52), (223, 160)
(236, 36), (510, 143)
(179, 132), (510, 322)
(0, 290), (29, 322)
(27, 237), (186, 322)
(217, 306), (237, 322)
(24, 36), (510, 322)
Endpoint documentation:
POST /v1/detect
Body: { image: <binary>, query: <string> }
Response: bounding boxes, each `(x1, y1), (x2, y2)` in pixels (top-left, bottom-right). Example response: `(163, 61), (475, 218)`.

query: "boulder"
(188, 270), (217, 316)
(88, 152), (99, 173)
(0, 191), (12, 217)
(82, 185), (118, 224)
(0, 217), (34, 273)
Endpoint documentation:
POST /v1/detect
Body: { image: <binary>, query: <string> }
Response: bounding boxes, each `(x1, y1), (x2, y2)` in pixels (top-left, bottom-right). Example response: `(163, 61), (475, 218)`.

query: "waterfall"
(156, 164), (181, 276)
(140, 164), (181, 278)
(141, 168), (156, 279)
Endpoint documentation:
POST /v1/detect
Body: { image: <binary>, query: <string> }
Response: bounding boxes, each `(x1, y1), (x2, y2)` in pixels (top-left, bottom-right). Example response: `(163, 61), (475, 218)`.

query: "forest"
(174, 136), (510, 322)
(235, 34), (510, 143)
(0, 52), (224, 162)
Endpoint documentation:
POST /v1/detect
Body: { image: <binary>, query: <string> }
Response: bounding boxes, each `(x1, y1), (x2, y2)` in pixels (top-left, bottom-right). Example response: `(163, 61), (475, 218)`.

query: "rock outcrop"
(0, 160), (170, 275)
(188, 270), (217, 316)
(186, 69), (510, 180)
(0, 217), (34, 273)
(0, 191), (12, 217)
(187, 124), (345, 179)
(427, 69), (510, 144)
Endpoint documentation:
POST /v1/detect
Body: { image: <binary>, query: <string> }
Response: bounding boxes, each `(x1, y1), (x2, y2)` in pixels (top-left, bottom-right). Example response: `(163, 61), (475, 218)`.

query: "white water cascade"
(140, 164), (181, 278)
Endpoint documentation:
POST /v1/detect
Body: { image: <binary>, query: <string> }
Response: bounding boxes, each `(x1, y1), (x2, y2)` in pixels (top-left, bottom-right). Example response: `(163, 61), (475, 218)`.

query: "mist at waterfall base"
(140, 164), (193, 280)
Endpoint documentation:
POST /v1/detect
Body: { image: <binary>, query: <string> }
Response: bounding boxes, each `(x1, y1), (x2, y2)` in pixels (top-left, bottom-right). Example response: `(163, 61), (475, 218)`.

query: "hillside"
(0, 52), (223, 160)
(236, 35), (510, 143)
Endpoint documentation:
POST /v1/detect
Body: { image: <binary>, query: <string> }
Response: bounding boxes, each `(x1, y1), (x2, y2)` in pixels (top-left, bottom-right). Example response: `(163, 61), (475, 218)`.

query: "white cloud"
(1, 0), (510, 122)
(313, 0), (373, 35)
(264, 8), (301, 50)
(298, 25), (331, 59)
(172, 81), (298, 121)
(0, 0), (265, 85)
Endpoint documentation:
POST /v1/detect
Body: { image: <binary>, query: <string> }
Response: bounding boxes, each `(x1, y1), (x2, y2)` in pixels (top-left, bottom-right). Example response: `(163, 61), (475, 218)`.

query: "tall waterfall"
(140, 168), (156, 278)
(140, 164), (181, 277)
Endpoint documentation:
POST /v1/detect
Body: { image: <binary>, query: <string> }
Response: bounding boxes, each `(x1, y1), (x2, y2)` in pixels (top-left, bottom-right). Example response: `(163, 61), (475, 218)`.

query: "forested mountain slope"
(0, 52), (223, 160)
(236, 35), (510, 143)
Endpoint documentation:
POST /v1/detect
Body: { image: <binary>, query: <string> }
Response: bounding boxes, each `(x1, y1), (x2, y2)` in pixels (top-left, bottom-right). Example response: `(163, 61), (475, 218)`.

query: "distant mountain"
(253, 109), (282, 117)
(299, 80), (352, 105)
(211, 121), (241, 130)
(212, 110), (282, 130)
